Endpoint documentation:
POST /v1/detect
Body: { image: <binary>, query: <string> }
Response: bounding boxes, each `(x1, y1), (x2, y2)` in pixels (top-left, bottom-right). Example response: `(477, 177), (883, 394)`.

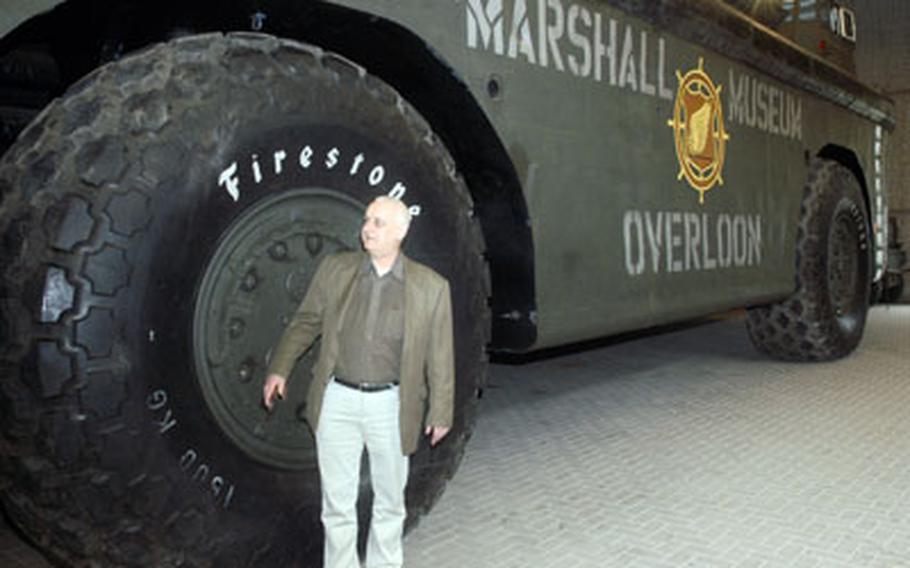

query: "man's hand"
(424, 425), (451, 447)
(263, 374), (287, 411)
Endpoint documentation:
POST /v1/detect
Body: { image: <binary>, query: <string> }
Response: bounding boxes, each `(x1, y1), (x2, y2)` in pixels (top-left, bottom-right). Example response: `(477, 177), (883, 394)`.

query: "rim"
(827, 211), (862, 331)
(193, 188), (363, 469)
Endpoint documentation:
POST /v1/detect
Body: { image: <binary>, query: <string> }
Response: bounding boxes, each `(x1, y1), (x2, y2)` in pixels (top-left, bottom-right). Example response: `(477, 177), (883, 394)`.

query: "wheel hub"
(193, 189), (362, 469)
(828, 214), (860, 320)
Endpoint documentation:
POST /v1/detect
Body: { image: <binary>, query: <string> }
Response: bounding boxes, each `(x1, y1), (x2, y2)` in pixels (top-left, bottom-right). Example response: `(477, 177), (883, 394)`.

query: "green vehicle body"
(336, 0), (892, 351)
(0, 0), (893, 353)
(395, 0), (889, 347)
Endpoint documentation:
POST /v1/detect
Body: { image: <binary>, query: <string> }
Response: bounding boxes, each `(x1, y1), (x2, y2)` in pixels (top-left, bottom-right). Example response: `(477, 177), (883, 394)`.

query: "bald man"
(263, 196), (454, 568)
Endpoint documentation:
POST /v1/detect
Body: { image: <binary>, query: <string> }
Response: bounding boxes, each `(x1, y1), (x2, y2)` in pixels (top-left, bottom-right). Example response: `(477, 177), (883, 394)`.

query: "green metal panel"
(0, 0), (62, 38)
(331, 0), (887, 350)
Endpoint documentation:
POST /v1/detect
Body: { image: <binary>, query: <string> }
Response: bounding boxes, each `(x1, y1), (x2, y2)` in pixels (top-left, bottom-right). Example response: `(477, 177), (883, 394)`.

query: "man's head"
(361, 196), (411, 260)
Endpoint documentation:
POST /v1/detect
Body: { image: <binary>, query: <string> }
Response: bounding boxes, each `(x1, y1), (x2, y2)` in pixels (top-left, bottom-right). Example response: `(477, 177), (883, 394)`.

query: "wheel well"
(817, 144), (872, 228)
(0, 0), (537, 350)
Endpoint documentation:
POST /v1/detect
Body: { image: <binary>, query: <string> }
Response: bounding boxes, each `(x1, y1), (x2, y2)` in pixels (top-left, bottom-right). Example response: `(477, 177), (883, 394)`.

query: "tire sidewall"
(802, 162), (871, 351)
(822, 166), (871, 345)
(1, 34), (484, 566)
(138, 52), (466, 511)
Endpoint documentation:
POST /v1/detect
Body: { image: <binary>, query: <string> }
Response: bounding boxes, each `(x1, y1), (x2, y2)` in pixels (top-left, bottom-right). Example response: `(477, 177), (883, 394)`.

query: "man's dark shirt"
(334, 254), (405, 383)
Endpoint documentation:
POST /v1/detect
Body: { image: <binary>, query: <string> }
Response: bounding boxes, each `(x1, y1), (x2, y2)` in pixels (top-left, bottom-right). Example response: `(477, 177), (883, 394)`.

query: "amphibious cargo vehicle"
(0, 0), (893, 566)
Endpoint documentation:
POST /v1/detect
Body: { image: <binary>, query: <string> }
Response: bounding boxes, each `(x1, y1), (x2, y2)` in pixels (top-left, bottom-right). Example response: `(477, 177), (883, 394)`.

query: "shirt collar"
(360, 252), (405, 281)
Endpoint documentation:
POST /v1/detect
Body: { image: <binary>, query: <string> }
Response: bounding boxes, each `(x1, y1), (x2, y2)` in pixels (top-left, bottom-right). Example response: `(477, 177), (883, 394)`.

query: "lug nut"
(253, 423), (265, 438)
(228, 318), (245, 338)
(241, 269), (259, 292)
(269, 241), (288, 260)
(238, 360), (254, 383)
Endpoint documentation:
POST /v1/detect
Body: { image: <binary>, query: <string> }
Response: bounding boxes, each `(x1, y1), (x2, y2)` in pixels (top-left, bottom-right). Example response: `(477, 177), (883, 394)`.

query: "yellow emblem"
(667, 58), (730, 204)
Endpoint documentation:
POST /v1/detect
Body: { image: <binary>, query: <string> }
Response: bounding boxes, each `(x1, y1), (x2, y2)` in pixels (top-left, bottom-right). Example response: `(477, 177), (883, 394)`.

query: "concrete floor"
(2, 306), (910, 567)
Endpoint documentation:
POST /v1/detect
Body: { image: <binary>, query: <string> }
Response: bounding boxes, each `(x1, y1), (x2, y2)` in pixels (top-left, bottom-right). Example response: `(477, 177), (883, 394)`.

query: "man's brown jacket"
(266, 251), (454, 455)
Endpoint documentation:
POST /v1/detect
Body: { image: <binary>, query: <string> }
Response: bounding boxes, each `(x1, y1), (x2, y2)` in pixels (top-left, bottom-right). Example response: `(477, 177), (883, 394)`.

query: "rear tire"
(746, 159), (871, 361)
(0, 33), (488, 567)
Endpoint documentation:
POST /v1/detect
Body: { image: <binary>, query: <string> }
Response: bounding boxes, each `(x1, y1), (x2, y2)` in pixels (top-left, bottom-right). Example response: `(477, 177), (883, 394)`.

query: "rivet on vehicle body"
(487, 74), (502, 100)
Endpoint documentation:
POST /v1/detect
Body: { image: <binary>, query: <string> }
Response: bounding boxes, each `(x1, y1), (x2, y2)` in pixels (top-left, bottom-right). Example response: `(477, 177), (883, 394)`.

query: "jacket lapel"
(332, 255), (362, 338)
(402, 256), (419, 371)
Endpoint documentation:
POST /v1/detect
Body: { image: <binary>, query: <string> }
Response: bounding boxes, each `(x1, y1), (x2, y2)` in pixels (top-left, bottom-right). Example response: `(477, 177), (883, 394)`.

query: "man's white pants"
(316, 380), (409, 568)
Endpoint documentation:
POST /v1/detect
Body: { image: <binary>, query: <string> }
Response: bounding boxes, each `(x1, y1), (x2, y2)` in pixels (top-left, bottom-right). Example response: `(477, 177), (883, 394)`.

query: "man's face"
(361, 200), (406, 258)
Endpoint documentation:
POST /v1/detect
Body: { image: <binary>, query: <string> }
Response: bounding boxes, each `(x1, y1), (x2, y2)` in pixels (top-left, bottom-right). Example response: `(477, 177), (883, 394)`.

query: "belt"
(333, 377), (399, 392)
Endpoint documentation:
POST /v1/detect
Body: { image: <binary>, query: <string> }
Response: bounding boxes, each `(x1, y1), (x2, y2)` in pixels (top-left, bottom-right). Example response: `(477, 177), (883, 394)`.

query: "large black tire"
(746, 158), (871, 361)
(0, 33), (488, 567)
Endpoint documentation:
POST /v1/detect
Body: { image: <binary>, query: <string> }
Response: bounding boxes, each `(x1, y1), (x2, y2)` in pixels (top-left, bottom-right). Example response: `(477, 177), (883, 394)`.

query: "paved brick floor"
(2, 306), (910, 567)
(403, 306), (910, 568)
